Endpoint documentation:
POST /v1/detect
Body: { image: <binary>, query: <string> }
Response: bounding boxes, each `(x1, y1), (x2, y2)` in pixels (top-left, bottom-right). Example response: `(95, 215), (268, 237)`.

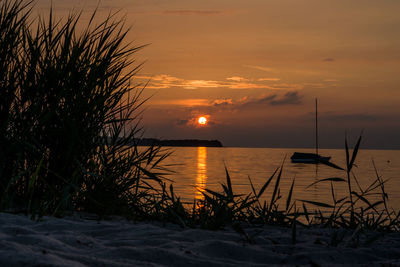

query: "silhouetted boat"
(291, 99), (330, 164)
(290, 152), (330, 163)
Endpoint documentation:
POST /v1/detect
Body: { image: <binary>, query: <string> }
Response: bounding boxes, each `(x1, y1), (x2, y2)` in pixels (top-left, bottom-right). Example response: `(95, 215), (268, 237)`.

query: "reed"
(0, 1), (398, 233)
(0, 0), (32, 210)
(298, 135), (399, 231)
(0, 0), (169, 218)
(148, 134), (399, 232)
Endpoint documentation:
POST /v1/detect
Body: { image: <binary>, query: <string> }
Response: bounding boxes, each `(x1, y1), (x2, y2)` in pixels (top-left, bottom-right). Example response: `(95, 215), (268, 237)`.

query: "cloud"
(269, 91), (302, 105)
(212, 99), (233, 106)
(217, 91), (303, 109)
(323, 79), (340, 82)
(148, 75), (220, 89)
(226, 76), (248, 82)
(258, 78), (281, 81)
(143, 75), (221, 89)
(150, 91), (302, 114)
(137, 74), (303, 90)
(227, 82), (272, 89)
(152, 74), (181, 82)
(162, 10), (223, 16)
(184, 80), (222, 89)
(323, 58), (335, 62)
(150, 99), (210, 106)
(240, 91), (302, 107)
(251, 94), (277, 105)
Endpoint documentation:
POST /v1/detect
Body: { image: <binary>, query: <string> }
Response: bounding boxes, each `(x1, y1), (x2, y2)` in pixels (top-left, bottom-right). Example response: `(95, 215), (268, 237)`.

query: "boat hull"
(290, 152), (331, 164)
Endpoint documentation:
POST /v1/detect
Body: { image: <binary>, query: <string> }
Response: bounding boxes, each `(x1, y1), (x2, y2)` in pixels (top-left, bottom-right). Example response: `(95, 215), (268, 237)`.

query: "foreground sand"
(1, 213), (399, 266)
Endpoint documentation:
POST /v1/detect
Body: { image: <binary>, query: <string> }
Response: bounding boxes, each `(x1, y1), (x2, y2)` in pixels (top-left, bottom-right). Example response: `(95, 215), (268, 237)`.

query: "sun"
(198, 116), (207, 125)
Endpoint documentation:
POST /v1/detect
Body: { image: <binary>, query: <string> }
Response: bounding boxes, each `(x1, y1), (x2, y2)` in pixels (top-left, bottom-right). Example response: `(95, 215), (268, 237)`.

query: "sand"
(1, 212), (400, 266)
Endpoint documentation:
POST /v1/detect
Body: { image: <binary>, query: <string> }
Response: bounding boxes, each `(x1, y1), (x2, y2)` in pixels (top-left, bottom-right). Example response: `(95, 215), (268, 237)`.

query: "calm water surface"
(161, 147), (400, 210)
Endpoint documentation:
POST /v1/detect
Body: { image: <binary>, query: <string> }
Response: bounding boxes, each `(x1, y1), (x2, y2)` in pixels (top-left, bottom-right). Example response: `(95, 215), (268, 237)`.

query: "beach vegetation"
(138, 135), (399, 233)
(0, 0), (168, 219)
(0, 0), (398, 235)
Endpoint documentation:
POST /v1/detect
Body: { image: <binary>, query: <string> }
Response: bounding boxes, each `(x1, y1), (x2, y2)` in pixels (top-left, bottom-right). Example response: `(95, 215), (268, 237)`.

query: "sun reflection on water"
(195, 147), (207, 200)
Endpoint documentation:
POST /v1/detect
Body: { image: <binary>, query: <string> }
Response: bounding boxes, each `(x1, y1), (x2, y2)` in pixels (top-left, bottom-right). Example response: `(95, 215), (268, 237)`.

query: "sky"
(36, 0), (400, 149)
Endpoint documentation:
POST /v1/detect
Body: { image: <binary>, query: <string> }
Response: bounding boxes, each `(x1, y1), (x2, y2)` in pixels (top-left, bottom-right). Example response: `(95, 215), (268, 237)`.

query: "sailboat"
(291, 99), (331, 164)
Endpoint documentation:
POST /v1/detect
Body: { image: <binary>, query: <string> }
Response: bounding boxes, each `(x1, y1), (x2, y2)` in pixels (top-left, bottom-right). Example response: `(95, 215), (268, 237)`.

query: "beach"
(1, 212), (399, 266)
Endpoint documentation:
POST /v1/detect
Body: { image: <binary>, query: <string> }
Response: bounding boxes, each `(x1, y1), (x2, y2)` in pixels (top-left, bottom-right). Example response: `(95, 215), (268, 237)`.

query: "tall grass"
(302, 135), (400, 231)
(0, 1), (397, 233)
(0, 0), (169, 218)
(0, 0), (31, 209)
(143, 135), (399, 232)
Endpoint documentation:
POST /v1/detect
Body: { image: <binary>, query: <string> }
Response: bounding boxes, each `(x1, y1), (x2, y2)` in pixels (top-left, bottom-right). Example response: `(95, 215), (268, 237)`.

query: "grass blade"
(269, 164), (283, 210)
(348, 134), (362, 172)
(203, 188), (227, 200)
(257, 166), (278, 198)
(247, 175), (257, 198)
(330, 181), (337, 204)
(306, 177), (346, 189)
(286, 177), (295, 211)
(225, 166), (233, 198)
(299, 199), (334, 208)
(318, 159), (344, 170)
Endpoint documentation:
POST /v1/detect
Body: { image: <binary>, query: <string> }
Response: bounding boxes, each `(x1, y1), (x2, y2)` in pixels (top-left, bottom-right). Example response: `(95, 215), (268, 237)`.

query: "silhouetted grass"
(0, 0), (169, 219)
(0, 1), (398, 234)
(144, 134), (399, 233)
(297, 135), (399, 231)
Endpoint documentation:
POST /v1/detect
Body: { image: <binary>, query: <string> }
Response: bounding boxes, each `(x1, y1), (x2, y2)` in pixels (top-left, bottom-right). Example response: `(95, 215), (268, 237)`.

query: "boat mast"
(315, 98), (319, 156)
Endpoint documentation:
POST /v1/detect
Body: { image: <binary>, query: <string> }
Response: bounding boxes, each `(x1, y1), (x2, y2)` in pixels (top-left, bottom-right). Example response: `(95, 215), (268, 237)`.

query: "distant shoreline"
(135, 138), (223, 147)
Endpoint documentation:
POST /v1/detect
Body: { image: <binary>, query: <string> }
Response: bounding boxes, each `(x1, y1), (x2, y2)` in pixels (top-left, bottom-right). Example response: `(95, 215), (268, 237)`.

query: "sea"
(158, 147), (400, 211)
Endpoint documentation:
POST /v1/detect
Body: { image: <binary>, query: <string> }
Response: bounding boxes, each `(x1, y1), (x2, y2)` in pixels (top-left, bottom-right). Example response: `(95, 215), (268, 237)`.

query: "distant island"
(135, 138), (223, 147)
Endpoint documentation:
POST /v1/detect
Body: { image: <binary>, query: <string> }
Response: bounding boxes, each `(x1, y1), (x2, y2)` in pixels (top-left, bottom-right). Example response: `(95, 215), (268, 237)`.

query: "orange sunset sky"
(36, 0), (400, 149)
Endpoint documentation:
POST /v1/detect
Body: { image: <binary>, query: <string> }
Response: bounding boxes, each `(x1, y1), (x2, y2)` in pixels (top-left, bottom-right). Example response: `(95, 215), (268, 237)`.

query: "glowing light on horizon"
(198, 116), (207, 125)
